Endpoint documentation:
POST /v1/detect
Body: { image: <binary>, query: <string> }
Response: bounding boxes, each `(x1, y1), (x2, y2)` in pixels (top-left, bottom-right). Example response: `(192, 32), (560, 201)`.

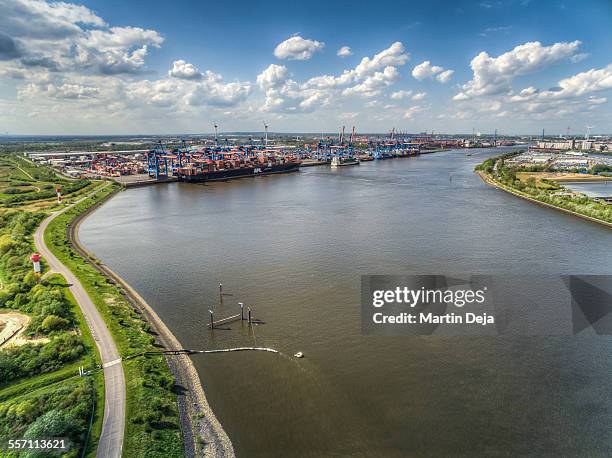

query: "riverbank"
(477, 170), (612, 229)
(70, 186), (234, 457)
(43, 183), (184, 456)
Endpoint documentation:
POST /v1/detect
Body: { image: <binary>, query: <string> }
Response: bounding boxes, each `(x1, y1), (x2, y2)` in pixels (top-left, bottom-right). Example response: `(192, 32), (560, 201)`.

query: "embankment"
(477, 171), (612, 229)
(68, 186), (235, 458)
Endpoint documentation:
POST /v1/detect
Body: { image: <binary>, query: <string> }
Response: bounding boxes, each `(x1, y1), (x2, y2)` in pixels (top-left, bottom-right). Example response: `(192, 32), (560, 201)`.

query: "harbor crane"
(585, 125), (594, 140)
(349, 126), (356, 146)
(213, 122), (219, 146)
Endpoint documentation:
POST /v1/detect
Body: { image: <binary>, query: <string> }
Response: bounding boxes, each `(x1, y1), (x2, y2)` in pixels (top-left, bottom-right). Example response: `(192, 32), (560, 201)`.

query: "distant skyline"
(0, 0), (611, 135)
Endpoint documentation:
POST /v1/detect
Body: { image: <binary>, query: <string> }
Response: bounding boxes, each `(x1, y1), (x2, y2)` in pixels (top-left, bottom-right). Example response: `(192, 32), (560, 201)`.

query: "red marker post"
(30, 252), (41, 281)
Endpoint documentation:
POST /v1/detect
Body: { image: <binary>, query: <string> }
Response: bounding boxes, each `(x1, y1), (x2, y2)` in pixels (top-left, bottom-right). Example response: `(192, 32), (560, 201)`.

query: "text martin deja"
(371, 286), (495, 326)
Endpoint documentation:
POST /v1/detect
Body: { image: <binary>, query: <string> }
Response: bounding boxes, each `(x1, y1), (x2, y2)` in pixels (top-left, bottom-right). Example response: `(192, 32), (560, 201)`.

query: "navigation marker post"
(30, 252), (41, 281)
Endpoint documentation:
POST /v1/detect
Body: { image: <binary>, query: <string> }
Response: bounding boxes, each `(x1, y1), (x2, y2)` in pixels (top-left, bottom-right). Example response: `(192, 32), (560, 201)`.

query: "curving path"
(33, 183), (125, 458)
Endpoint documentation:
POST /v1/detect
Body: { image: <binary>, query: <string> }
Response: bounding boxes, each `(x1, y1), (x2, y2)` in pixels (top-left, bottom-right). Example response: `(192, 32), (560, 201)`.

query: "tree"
(23, 409), (75, 439)
(41, 315), (70, 332)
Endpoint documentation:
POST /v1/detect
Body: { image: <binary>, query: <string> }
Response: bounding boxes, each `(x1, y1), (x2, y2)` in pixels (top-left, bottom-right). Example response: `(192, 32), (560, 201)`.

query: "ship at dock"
(331, 156), (360, 167)
(175, 153), (300, 183)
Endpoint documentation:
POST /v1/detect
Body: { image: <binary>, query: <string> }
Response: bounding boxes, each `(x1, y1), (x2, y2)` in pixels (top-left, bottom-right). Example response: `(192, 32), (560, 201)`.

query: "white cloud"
(169, 59), (202, 80)
(412, 61), (453, 83)
(256, 63), (329, 113)
(390, 90), (412, 100)
(301, 42), (410, 91)
(18, 81), (99, 99)
(535, 64), (612, 99)
(570, 53), (589, 63)
(587, 96), (607, 105)
(0, 0), (106, 39)
(403, 105), (423, 119)
(453, 40), (582, 100)
(436, 69), (454, 83)
(353, 42), (409, 79)
(256, 64), (288, 90)
(342, 66), (400, 98)
(184, 71), (252, 107)
(256, 42), (410, 113)
(274, 36), (324, 61)
(479, 25), (512, 37)
(509, 86), (539, 102)
(337, 46), (353, 57)
(412, 92), (426, 101)
(0, 0), (164, 75)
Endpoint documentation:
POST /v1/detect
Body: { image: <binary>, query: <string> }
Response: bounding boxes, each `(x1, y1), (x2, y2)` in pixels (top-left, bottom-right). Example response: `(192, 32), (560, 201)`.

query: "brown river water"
(80, 147), (612, 457)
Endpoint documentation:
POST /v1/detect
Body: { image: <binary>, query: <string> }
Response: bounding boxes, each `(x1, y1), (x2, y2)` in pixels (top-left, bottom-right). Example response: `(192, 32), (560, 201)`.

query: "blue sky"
(0, 0), (611, 135)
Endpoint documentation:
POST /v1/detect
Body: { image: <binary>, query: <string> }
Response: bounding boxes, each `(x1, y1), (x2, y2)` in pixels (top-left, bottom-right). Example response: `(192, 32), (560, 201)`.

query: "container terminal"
(21, 126), (523, 185)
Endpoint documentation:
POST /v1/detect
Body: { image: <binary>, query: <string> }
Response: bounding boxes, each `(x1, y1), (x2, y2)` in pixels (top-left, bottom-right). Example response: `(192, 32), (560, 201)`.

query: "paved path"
(33, 183), (125, 458)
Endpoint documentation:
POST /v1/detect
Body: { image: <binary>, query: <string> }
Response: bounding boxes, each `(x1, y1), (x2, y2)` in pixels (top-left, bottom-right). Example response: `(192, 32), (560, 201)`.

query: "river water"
(563, 181), (612, 198)
(80, 148), (612, 457)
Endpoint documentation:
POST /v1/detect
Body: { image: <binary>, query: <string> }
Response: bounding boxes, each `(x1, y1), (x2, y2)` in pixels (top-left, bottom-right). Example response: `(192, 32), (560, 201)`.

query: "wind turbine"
(262, 120), (269, 148)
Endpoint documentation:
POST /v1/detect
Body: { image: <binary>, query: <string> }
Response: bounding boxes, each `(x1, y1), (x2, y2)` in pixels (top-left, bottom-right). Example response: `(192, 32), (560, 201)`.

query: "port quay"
(23, 130), (522, 186)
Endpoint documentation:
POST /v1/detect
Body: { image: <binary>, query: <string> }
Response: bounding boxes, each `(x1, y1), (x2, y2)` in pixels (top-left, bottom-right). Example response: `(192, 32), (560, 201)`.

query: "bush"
(41, 315), (70, 332)
(0, 334), (85, 386)
(24, 409), (76, 439)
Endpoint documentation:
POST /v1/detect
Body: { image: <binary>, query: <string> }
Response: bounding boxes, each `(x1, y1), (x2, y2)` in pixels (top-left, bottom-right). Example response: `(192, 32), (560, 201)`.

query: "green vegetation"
(0, 334), (85, 387)
(44, 184), (183, 456)
(476, 153), (612, 225)
(0, 378), (95, 458)
(0, 202), (97, 456)
(0, 155), (92, 208)
(0, 152), (183, 456)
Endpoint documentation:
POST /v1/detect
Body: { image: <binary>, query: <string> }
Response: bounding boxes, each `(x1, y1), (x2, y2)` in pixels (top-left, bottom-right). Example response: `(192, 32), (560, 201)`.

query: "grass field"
(0, 155), (96, 209)
(0, 152), (183, 457)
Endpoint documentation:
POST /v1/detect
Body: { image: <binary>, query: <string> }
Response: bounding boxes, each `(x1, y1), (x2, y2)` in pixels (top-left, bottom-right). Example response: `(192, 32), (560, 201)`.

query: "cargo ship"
(175, 155), (300, 183)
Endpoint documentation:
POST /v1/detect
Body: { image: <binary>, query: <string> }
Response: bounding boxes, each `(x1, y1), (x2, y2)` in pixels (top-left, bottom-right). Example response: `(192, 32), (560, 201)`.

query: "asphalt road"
(33, 185), (125, 458)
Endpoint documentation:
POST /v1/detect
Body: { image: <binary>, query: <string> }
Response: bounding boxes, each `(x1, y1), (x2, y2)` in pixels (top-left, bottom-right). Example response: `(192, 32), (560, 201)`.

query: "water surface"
(81, 148), (612, 457)
(563, 181), (612, 197)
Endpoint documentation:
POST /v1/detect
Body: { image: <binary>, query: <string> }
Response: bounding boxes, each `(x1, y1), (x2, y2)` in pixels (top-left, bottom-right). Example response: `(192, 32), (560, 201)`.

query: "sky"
(0, 0), (611, 135)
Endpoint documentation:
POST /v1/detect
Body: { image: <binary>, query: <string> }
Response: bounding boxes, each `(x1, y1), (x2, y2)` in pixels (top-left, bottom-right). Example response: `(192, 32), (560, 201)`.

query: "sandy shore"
(68, 185), (235, 458)
(0, 311), (29, 347)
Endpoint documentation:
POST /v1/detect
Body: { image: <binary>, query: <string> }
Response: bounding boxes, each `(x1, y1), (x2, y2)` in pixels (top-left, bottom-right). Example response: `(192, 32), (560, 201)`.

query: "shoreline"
(68, 184), (235, 458)
(477, 171), (612, 229)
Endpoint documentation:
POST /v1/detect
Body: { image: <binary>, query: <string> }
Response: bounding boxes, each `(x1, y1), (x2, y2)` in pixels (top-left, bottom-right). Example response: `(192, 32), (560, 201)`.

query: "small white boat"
(294, 352), (304, 358)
